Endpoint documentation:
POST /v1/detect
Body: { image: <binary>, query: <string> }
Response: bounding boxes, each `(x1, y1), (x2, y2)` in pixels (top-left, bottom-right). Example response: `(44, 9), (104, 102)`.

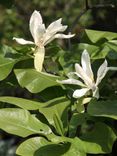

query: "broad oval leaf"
(85, 29), (117, 43)
(16, 137), (50, 156)
(39, 97), (70, 135)
(88, 100), (117, 120)
(0, 96), (43, 110)
(17, 136), (85, 156)
(14, 69), (59, 93)
(35, 142), (85, 156)
(49, 122), (116, 154)
(79, 122), (117, 154)
(0, 57), (16, 81)
(0, 108), (51, 137)
(0, 45), (29, 80)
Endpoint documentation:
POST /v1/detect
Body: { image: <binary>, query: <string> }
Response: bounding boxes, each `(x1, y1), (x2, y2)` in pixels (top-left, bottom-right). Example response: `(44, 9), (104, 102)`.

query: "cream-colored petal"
(107, 67), (117, 71)
(81, 49), (94, 80)
(29, 10), (45, 45)
(92, 87), (99, 99)
(73, 88), (89, 98)
(34, 47), (45, 72)
(43, 35), (55, 46)
(75, 63), (93, 88)
(46, 18), (68, 40)
(54, 33), (75, 39)
(43, 33), (75, 46)
(57, 78), (86, 87)
(13, 37), (34, 45)
(46, 18), (62, 32)
(96, 60), (108, 86)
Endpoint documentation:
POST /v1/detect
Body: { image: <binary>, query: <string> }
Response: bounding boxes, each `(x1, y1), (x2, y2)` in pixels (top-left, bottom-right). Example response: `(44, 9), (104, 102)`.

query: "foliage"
(0, 0), (117, 156)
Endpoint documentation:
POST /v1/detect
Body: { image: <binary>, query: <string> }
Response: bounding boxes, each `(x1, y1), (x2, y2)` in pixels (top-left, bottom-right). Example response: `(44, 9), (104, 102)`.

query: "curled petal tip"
(83, 49), (89, 55)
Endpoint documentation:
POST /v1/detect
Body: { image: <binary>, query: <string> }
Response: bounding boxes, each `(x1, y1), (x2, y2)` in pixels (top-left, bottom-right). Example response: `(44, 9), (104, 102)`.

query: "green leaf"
(76, 43), (110, 59)
(53, 114), (64, 136)
(80, 122), (117, 154)
(88, 100), (117, 120)
(16, 137), (50, 156)
(0, 56), (16, 81)
(0, 45), (29, 80)
(17, 136), (85, 156)
(35, 142), (85, 156)
(50, 122), (116, 154)
(0, 96), (43, 110)
(0, 108), (51, 137)
(39, 97), (70, 134)
(69, 113), (88, 137)
(85, 29), (117, 43)
(14, 69), (59, 93)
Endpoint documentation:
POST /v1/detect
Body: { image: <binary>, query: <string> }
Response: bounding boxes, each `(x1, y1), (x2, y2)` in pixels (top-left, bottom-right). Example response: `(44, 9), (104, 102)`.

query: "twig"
(67, 1), (117, 50)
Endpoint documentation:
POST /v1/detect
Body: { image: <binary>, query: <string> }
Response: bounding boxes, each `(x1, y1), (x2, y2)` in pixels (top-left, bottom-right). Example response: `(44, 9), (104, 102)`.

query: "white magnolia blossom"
(58, 49), (117, 99)
(13, 10), (75, 72)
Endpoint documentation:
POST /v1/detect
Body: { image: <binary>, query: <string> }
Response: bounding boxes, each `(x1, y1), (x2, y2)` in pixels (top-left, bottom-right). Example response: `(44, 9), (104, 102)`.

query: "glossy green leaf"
(14, 69), (59, 93)
(50, 122), (116, 154)
(88, 100), (117, 119)
(0, 56), (16, 81)
(85, 29), (117, 43)
(0, 96), (43, 110)
(35, 142), (85, 156)
(16, 137), (50, 156)
(17, 136), (85, 156)
(0, 45), (29, 80)
(53, 114), (64, 136)
(39, 97), (70, 134)
(76, 43), (110, 59)
(0, 108), (51, 137)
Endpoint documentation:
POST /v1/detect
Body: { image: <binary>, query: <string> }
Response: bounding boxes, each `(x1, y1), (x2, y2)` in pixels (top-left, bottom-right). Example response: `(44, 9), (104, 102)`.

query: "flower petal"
(34, 47), (45, 72)
(57, 78), (86, 87)
(29, 10), (45, 45)
(92, 87), (99, 99)
(96, 60), (108, 85)
(13, 37), (34, 45)
(46, 18), (63, 33)
(75, 63), (93, 88)
(43, 33), (75, 46)
(54, 33), (75, 39)
(45, 18), (68, 41)
(43, 35), (55, 46)
(107, 67), (117, 71)
(73, 88), (89, 98)
(81, 49), (94, 80)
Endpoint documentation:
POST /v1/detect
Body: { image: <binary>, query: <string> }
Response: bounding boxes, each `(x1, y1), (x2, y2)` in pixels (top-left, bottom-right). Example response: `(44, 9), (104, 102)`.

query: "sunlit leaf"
(0, 96), (43, 110)
(0, 108), (51, 137)
(14, 69), (59, 93)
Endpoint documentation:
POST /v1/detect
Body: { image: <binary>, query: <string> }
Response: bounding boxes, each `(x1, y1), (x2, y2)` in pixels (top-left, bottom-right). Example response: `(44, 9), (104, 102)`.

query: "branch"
(67, 2), (117, 50)
(69, 3), (117, 33)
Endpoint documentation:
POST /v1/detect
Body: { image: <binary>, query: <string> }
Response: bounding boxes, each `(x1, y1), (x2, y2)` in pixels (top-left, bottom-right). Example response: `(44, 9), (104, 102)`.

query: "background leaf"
(88, 100), (117, 120)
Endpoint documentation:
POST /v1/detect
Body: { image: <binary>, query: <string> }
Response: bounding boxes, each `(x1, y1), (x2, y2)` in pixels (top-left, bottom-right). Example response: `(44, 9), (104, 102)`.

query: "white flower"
(13, 10), (75, 71)
(58, 49), (117, 99)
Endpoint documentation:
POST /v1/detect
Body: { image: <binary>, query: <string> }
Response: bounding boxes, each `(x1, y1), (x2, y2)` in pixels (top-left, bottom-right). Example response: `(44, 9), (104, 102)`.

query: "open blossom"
(58, 49), (117, 99)
(13, 10), (75, 72)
